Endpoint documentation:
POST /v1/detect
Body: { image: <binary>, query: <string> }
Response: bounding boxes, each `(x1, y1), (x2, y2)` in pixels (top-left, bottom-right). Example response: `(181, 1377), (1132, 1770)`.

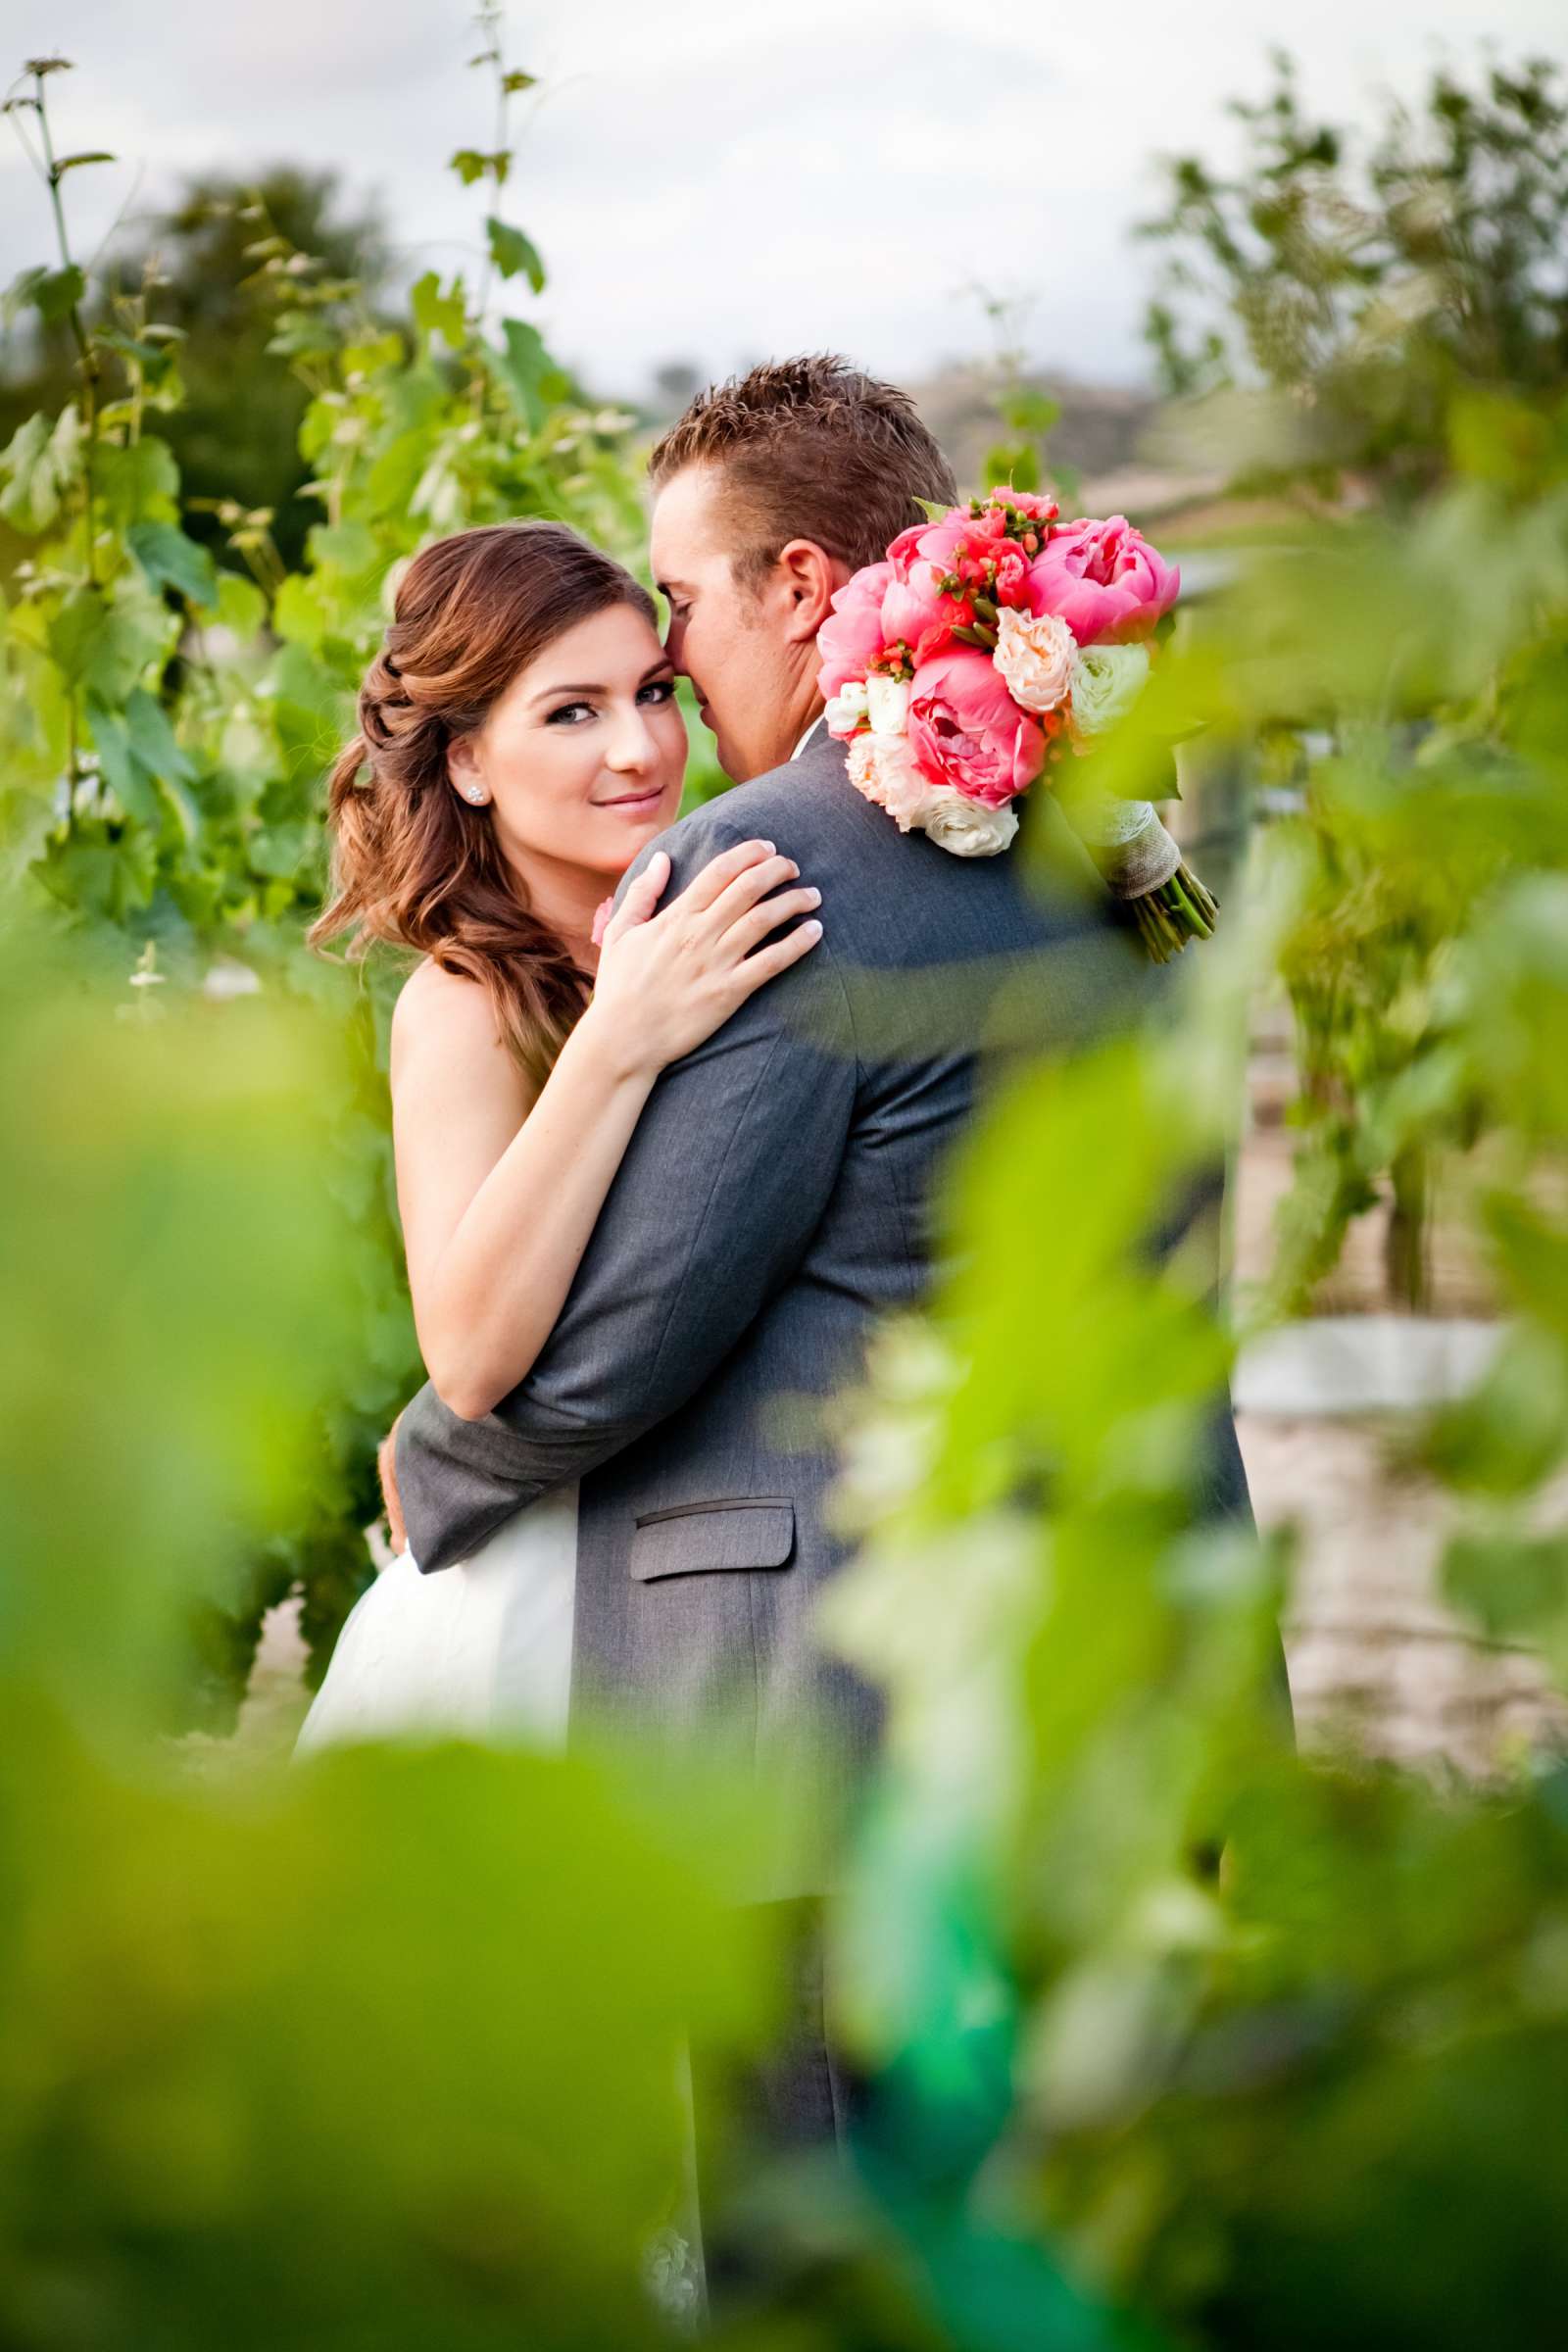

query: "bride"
(295, 518), (823, 1755)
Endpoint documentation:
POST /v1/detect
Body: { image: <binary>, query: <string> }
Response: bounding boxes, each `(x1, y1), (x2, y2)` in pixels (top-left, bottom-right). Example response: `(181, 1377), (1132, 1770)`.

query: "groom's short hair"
(648, 354), (959, 585)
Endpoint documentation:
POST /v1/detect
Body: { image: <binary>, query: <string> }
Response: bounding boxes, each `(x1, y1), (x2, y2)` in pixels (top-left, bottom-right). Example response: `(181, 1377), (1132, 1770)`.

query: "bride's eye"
(545, 701), (595, 726)
(637, 679), (676, 707)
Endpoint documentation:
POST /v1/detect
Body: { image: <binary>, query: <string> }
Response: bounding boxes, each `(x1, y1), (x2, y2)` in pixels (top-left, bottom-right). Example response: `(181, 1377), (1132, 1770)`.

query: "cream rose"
(1068, 641), (1151, 736)
(823, 678), (870, 737)
(866, 672), (911, 736)
(993, 606), (1077, 715)
(921, 790), (1019, 858)
(847, 732), (939, 833)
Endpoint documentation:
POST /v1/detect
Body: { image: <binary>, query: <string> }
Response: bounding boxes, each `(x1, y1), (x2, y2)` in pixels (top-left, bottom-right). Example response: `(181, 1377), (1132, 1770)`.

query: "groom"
(394, 356), (1253, 2149)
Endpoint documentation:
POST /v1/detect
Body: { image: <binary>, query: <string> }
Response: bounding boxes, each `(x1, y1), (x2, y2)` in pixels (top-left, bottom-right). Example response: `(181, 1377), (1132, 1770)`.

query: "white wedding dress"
(294, 1482), (578, 1755)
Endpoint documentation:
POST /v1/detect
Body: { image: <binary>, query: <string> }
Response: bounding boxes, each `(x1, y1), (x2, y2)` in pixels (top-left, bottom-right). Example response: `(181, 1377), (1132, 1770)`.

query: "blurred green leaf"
(127, 520), (219, 610)
(485, 216), (546, 293)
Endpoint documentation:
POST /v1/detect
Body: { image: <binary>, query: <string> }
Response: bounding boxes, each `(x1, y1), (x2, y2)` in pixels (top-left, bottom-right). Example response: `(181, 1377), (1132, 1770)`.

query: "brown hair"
(648, 353), (959, 585)
(310, 519), (657, 1086)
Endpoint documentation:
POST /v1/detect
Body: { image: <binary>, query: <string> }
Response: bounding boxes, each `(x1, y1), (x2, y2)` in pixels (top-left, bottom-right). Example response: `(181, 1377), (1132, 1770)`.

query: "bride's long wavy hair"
(310, 519), (659, 1087)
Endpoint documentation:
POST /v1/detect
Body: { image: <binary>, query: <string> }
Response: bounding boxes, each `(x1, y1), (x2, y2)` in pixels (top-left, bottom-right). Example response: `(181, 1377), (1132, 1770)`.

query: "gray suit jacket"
(396, 733), (1251, 1867)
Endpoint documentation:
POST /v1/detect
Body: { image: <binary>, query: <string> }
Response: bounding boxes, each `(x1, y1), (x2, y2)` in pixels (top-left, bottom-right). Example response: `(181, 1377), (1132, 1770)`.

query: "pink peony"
(906, 647), (1046, 809)
(1026, 515), (1179, 646)
(966, 502), (1011, 544)
(888, 514), (970, 586)
(881, 569), (972, 662)
(991, 544), (1033, 608)
(816, 560), (894, 699)
(1003, 489), (1060, 523)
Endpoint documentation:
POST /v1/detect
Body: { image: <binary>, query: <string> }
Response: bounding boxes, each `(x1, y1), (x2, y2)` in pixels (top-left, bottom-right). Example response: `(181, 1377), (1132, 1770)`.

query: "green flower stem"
(1128, 859), (1219, 962)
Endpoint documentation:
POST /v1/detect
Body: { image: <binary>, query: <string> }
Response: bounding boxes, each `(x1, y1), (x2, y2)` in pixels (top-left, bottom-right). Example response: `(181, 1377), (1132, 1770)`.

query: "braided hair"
(310, 520), (659, 1088)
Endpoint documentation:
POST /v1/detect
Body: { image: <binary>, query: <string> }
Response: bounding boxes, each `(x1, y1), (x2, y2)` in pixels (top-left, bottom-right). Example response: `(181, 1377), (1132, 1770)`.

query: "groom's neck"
(747, 675), (824, 780)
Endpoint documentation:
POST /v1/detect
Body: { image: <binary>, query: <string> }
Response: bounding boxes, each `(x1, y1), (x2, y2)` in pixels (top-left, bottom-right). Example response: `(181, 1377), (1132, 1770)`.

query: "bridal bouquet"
(817, 490), (1217, 959)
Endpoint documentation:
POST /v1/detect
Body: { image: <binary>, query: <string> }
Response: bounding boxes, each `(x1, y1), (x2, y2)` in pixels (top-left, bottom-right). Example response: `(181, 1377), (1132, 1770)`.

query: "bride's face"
(446, 602), (687, 886)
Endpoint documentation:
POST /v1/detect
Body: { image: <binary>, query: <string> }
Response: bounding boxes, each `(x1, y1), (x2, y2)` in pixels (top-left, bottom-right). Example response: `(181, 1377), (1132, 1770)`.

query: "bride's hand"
(587, 839), (823, 1079)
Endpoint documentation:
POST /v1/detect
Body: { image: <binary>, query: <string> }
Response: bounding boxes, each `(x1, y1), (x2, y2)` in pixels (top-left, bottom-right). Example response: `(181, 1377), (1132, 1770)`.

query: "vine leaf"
(127, 521), (219, 611)
(95, 436), (179, 529)
(86, 690), (200, 843)
(85, 698), (161, 830)
(410, 270), (468, 352)
(49, 584), (171, 704)
(54, 150), (116, 176)
(485, 218), (546, 294)
(30, 266), (86, 323)
(450, 147), (511, 186)
(0, 409), (78, 533)
(490, 318), (555, 430)
(2, 267), (48, 328)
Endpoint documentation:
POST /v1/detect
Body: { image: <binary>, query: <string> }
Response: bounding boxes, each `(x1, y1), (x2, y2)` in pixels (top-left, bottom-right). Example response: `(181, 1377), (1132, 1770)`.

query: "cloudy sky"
(3, 0), (1562, 400)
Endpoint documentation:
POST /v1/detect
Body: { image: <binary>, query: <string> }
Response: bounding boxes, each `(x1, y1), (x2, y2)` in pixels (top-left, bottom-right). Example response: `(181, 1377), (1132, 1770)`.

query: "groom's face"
(650, 464), (801, 784)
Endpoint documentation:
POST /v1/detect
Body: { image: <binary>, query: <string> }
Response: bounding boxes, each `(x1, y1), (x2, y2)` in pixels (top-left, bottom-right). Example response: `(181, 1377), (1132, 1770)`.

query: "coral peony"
(906, 647), (1046, 809)
(1027, 515), (1179, 646)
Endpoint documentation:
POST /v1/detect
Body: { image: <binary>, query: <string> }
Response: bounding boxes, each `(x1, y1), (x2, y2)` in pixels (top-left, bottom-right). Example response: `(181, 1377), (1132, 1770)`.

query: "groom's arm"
(395, 810), (858, 1573)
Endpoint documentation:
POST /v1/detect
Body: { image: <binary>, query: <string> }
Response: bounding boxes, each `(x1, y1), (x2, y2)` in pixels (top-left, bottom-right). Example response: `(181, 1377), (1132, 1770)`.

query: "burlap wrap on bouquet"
(1074, 798), (1183, 901)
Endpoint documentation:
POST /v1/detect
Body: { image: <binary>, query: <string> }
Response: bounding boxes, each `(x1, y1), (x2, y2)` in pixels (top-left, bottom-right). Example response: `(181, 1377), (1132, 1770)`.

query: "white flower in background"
(823, 679), (870, 736)
(993, 606), (1077, 714)
(202, 959), (264, 1001)
(866, 672), (911, 735)
(922, 791), (1019, 858)
(847, 732), (939, 832)
(1068, 640), (1152, 736)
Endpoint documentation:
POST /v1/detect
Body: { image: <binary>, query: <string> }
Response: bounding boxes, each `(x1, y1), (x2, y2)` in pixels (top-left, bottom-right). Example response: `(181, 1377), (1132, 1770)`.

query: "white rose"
(866, 672), (911, 736)
(993, 606), (1077, 714)
(823, 679), (870, 737)
(921, 791), (1019, 858)
(847, 732), (940, 833)
(1068, 641), (1151, 736)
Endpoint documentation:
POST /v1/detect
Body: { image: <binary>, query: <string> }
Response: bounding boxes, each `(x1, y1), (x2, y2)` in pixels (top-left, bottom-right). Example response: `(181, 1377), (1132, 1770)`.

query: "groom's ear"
(774, 539), (850, 646)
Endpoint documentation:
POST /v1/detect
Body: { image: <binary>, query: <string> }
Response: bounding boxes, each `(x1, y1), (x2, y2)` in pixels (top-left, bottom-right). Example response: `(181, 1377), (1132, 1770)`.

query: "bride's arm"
(391, 839), (822, 1423)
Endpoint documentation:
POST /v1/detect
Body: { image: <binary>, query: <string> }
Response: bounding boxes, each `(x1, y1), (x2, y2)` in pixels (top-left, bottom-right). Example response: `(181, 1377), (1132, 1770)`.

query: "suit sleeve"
(395, 812), (859, 1572)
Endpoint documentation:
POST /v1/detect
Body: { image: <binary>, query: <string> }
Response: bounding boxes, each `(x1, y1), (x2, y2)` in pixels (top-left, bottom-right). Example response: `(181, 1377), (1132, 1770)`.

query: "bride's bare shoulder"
(390, 958), (519, 1090)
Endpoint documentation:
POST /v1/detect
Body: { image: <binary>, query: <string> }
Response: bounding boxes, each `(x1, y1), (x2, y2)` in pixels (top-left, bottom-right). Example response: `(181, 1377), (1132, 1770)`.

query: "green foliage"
(1142, 47), (1568, 1306)
(1142, 51), (1568, 501)
(0, 165), (393, 579)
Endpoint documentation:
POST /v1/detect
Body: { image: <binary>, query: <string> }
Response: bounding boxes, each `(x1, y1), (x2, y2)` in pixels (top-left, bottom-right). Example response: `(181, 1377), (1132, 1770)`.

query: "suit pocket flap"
(629, 1499), (796, 1584)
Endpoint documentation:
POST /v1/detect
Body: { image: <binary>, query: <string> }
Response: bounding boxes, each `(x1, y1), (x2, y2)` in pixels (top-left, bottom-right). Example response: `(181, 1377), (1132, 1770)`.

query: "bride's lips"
(596, 785), (666, 816)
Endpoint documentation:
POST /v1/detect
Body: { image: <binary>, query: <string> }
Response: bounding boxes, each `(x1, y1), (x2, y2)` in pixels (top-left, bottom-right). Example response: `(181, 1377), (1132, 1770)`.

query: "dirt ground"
(1238, 1413), (1567, 1773)
(1230, 1010), (1564, 1773)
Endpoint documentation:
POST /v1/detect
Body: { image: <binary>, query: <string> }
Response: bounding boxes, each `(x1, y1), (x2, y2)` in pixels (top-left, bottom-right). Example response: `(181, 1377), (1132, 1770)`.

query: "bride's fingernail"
(804, 888), (822, 906)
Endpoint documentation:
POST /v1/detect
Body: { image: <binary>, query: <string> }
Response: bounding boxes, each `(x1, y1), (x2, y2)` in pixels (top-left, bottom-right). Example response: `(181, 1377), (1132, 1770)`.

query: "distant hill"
(911, 363), (1156, 489)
